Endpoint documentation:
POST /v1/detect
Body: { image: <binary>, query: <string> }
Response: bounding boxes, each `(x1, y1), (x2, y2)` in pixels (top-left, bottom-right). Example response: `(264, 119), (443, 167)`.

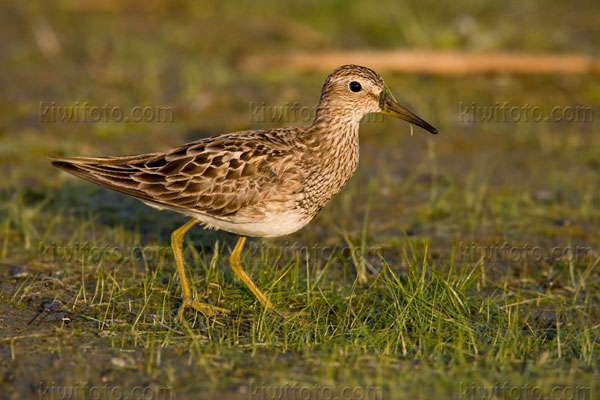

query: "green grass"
(1, 0), (600, 399)
(2, 144), (599, 398)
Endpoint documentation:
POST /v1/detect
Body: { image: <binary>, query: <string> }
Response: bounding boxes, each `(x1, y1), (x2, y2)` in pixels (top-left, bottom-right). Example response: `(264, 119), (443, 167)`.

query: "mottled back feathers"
(52, 129), (307, 223)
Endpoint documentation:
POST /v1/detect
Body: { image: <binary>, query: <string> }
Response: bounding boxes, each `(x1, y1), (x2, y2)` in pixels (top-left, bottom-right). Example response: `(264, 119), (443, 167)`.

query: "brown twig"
(240, 50), (600, 75)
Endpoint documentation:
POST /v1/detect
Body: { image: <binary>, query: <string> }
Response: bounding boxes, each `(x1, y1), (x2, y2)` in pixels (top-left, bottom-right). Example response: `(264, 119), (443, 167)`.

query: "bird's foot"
(176, 296), (229, 321)
(265, 305), (308, 324)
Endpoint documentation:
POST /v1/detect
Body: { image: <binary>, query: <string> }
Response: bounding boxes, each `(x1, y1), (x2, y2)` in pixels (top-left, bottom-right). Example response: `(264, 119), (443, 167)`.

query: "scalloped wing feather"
(51, 130), (305, 223)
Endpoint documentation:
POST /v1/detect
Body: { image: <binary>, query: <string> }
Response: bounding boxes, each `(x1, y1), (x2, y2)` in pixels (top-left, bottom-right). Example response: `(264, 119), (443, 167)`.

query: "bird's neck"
(300, 111), (361, 209)
(308, 111), (361, 154)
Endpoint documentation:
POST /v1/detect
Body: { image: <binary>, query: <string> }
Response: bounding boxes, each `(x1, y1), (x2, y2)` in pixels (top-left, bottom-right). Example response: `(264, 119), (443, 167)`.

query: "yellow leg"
(171, 219), (228, 321)
(229, 236), (285, 316)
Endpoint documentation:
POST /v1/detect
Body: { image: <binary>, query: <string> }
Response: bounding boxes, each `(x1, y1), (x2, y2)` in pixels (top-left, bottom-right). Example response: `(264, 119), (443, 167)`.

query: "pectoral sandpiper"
(52, 65), (437, 320)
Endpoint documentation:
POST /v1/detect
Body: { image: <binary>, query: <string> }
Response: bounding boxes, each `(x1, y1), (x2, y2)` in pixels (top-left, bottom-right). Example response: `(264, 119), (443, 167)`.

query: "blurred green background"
(1, 1), (599, 399)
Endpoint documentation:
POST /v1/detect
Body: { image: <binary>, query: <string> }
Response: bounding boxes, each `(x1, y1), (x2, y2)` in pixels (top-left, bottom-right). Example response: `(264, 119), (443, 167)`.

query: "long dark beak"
(380, 87), (438, 134)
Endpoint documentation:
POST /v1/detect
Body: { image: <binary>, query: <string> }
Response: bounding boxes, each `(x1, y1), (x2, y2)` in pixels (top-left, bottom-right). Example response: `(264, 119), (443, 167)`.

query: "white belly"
(192, 209), (312, 237)
(140, 199), (312, 237)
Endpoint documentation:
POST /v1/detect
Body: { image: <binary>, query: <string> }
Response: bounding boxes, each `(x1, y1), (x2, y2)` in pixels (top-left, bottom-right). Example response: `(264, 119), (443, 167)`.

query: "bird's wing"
(51, 131), (304, 222)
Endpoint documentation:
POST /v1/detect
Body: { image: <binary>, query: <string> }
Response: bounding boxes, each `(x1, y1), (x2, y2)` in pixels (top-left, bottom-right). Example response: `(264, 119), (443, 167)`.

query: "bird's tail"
(50, 155), (157, 202)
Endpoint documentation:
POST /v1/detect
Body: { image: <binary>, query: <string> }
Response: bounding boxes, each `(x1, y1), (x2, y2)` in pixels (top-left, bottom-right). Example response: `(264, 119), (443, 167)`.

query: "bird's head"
(315, 64), (437, 134)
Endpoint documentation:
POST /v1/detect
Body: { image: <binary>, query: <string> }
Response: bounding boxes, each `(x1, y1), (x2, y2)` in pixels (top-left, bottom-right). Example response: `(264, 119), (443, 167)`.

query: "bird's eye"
(349, 81), (362, 93)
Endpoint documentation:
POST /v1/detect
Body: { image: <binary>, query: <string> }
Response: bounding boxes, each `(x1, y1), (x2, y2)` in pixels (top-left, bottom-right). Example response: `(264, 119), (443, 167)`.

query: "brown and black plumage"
(52, 65), (437, 319)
